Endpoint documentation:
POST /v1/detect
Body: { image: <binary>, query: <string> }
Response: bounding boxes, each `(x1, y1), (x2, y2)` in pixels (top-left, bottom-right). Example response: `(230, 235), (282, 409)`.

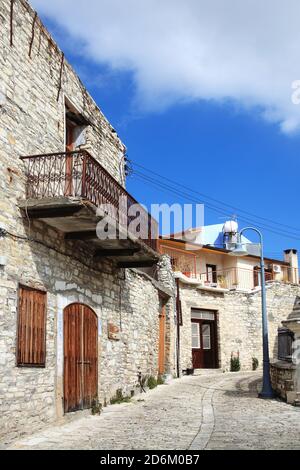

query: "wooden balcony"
(19, 151), (159, 267)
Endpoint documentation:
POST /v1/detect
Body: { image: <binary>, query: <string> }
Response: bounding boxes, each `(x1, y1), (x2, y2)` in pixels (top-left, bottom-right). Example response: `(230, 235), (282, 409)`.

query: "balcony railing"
(160, 245), (198, 276)
(194, 267), (299, 289)
(20, 150), (158, 252)
(195, 267), (257, 290)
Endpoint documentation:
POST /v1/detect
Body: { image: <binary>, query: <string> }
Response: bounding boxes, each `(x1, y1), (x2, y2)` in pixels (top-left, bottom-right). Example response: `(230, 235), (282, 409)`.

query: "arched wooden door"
(64, 304), (98, 413)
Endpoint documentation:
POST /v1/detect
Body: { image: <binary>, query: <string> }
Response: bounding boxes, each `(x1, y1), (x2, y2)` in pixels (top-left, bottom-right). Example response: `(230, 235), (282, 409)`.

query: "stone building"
(177, 280), (300, 372)
(159, 222), (300, 372)
(0, 0), (176, 440)
(270, 297), (300, 405)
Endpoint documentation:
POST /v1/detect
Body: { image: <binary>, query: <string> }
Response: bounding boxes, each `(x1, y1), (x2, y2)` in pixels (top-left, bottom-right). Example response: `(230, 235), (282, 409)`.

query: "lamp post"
(229, 227), (275, 399)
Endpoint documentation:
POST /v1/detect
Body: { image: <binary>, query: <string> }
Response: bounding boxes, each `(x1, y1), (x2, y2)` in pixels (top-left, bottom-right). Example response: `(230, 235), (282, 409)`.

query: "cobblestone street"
(5, 371), (300, 450)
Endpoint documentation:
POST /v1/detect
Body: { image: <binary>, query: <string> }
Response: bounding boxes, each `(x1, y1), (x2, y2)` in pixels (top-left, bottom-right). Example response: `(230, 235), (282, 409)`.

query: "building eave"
(159, 237), (290, 266)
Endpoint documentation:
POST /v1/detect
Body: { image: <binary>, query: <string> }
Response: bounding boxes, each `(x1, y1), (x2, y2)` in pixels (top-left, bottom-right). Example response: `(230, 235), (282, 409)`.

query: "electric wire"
(131, 171), (300, 242)
(130, 160), (300, 234)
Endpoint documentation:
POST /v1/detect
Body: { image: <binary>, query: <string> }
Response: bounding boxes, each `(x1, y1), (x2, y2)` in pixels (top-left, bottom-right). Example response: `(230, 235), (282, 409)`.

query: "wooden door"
(158, 305), (166, 375)
(64, 304), (98, 413)
(192, 318), (218, 369)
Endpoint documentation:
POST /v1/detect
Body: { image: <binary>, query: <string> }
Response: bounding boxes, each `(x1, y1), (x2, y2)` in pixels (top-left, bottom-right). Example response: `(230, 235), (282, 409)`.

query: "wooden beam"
(94, 248), (141, 258)
(65, 231), (98, 241)
(117, 259), (158, 268)
(24, 206), (82, 219)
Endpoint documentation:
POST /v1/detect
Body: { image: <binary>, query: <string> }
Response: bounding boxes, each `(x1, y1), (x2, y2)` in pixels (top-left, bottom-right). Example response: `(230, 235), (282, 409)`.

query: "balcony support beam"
(94, 248), (141, 258)
(24, 206), (82, 219)
(65, 230), (98, 241)
(117, 260), (158, 268)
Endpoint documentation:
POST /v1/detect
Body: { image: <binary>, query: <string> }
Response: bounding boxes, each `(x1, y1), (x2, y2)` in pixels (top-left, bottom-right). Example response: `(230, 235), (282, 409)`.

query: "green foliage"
(147, 375), (158, 389)
(252, 357), (259, 371)
(110, 389), (131, 405)
(91, 399), (102, 415)
(157, 375), (165, 385)
(230, 355), (241, 372)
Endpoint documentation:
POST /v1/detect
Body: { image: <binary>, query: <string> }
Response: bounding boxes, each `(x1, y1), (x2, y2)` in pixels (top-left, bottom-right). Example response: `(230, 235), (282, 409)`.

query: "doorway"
(63, 303), (98, 413)
(65, 117), (76, 196)
(158, 304), (166, 375)
(253, 266), (273, 287)
(191, 309), (218, 369)
(206, 264), (217, 284)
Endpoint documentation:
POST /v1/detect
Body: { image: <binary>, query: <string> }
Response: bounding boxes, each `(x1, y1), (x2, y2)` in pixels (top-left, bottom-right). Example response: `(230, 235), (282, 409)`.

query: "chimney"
(284, 249), (299, 284)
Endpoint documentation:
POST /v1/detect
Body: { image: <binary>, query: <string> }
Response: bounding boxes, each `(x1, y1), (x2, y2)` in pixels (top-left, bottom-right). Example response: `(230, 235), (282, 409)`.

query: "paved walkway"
(5, 371), (300, 450)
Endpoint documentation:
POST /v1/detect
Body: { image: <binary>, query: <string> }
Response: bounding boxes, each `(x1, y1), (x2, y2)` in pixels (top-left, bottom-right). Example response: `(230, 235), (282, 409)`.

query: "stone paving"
(4, 371), (300, 450)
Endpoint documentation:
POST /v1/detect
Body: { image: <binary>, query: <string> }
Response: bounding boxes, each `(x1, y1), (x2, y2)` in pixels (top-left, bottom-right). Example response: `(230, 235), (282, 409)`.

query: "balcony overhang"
(19, 197), (159, 267)
(19, 150), (159, 268)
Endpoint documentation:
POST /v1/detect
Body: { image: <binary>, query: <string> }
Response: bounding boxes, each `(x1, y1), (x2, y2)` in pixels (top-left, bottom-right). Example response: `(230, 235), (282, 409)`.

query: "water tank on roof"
(223, 220), (238, 235)
(223, 220), (239, 249)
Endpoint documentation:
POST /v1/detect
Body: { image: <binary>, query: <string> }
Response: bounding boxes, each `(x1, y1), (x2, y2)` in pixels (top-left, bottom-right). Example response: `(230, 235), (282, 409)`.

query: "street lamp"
(229, 227), (275, 399)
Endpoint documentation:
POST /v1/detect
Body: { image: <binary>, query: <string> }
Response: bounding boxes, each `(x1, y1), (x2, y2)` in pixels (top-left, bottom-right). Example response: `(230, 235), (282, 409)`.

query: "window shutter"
(17, 286), (47, 367)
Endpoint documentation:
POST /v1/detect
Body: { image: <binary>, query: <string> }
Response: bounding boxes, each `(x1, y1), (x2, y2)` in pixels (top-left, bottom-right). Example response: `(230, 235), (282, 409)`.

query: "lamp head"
(229, 242), (248, 257)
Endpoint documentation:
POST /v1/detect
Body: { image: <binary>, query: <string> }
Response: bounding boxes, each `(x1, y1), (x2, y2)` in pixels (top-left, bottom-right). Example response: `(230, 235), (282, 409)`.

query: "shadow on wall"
(272, 334), (279, 361)
(289, 296), (300, 320)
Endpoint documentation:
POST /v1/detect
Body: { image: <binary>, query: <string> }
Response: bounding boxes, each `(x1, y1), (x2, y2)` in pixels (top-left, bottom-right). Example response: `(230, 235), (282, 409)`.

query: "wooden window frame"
(16, 284), (47, 368)
(202, 324), (212, 350)
(191, 322), (201, 349)
(191, 309), (215, 321)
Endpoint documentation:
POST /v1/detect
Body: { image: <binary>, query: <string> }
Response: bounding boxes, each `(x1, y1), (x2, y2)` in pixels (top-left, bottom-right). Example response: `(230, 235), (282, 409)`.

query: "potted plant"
(217, 275), (227, 288)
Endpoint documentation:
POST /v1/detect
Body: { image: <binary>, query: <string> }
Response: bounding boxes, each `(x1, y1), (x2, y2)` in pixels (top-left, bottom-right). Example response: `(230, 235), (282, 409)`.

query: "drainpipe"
(176, 278), (181, 378)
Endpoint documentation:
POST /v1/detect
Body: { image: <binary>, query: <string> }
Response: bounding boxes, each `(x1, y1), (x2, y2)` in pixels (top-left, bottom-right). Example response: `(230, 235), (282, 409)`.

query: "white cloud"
(30, 0), (300, 133)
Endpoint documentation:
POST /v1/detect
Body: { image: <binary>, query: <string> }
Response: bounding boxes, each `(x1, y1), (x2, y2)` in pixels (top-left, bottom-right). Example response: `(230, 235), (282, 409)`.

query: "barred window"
(278, 328), (294, 362)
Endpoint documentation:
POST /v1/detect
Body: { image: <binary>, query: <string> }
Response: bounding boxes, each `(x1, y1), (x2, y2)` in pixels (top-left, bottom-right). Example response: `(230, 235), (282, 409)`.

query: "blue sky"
(31, 2), (300, 259)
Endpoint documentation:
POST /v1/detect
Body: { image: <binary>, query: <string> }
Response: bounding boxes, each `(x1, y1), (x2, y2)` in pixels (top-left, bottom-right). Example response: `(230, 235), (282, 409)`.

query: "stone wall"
(0, 0), (176, 441)
(0, 0), (126, 236)
(270, 361), (297, 404)
(0, 222), (175, 441)
(179, 281), (300, 372)
(157, 256), (177, 376)
(271, 307), (300, 405)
